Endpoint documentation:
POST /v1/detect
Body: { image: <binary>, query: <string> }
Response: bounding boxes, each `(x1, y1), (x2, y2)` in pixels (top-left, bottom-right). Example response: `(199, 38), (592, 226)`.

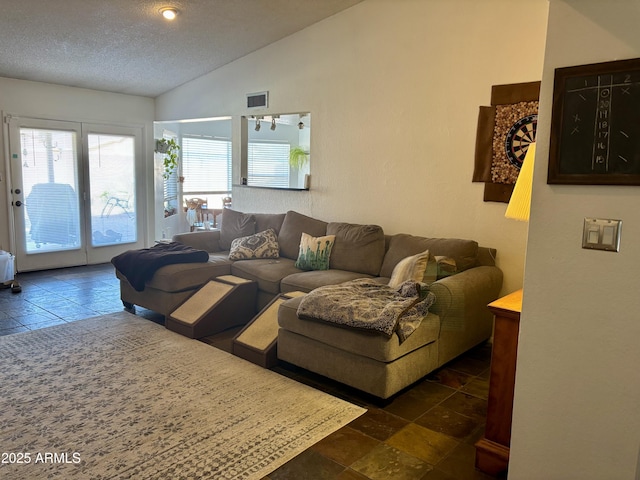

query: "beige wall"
(0, 77), (156, 254)
(156, 0), (549, 296)
(510, 1), (640, 478)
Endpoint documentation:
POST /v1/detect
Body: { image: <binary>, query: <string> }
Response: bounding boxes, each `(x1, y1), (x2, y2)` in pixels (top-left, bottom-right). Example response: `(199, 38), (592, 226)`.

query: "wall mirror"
(242, 112), (311, 190)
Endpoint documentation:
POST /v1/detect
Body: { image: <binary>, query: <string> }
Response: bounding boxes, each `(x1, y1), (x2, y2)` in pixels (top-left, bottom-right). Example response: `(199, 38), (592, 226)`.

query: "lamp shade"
(505, 142), (536, 221)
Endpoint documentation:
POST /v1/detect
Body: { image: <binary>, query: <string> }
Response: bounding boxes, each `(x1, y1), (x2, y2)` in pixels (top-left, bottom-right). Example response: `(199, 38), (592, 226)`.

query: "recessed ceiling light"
(160, 7), (178, 20)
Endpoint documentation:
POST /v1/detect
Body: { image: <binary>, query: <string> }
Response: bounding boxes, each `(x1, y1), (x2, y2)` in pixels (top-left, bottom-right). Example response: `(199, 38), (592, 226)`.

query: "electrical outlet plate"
(582, 218), (622, 252)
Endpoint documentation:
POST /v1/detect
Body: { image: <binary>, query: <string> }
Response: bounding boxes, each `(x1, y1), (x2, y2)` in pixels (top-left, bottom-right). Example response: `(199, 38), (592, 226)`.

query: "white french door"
(7, 116), (145, 271)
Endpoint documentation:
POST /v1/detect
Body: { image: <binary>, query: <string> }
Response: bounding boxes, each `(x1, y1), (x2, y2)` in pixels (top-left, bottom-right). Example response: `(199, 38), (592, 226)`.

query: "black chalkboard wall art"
(549, 57), (640, 185)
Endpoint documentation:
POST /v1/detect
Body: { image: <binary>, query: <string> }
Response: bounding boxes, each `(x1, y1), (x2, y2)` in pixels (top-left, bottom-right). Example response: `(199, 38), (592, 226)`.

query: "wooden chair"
(185, 198), (207, 231)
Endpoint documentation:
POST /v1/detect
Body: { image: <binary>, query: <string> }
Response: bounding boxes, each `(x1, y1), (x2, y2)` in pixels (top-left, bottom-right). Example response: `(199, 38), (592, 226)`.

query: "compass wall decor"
(473, 81), (540, 202)
(549, 57), (640, 185)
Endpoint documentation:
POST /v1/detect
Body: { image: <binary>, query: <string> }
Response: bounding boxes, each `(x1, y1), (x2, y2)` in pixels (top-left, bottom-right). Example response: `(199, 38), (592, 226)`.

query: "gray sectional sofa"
(115, 209), (503, 398)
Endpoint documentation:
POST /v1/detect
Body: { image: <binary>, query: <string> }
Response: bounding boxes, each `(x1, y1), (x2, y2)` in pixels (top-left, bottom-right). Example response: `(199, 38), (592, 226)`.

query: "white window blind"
(182, 137), (231, 194)
(163, 162), (178, 202)
(248, 142), (290, 188)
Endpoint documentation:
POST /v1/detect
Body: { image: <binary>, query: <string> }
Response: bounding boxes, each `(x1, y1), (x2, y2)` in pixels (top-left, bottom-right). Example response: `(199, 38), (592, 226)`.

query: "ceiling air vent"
(246, 91), (268, 109)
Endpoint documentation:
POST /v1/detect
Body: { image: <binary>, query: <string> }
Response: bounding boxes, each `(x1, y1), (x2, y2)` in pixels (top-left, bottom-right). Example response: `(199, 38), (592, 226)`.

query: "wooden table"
(475, 289), (522, 476)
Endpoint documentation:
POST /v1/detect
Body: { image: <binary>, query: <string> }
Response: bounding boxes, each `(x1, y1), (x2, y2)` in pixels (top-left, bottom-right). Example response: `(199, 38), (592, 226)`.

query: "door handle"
(14, 201), (22, 207)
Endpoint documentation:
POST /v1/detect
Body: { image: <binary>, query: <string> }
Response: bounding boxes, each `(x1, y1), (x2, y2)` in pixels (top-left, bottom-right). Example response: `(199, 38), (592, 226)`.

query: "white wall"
(509, 1), (640, 479)
(156, 0), (550, 296)
(0, 77), (155, 254)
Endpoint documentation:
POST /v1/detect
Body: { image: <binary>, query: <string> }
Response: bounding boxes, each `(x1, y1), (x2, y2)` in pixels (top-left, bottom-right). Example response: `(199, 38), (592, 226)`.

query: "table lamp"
(505, 142), (536, 221)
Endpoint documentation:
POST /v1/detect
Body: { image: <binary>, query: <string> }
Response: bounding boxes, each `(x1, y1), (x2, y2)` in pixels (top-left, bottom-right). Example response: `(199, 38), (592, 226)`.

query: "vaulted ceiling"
(0, 0), (364, 97)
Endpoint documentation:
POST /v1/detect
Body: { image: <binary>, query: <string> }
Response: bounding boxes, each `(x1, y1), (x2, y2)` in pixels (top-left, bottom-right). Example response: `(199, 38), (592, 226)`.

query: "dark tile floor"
(1, 264), (502, 480)
(0, 263), (160, 335)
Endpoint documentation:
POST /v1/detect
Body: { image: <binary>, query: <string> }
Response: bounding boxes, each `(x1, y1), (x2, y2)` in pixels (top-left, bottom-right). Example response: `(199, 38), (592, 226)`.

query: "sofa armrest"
(428, 265), (503, 365)
(172, 230), (222, 253)
(429, 265), (503, 324)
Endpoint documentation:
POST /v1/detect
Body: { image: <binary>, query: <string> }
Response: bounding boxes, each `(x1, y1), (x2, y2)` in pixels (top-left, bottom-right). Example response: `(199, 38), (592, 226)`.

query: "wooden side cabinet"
(475, 289), (522, 476)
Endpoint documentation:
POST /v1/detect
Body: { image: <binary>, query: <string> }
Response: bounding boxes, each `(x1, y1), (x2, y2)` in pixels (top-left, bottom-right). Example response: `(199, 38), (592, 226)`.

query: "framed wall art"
(473, 81), (540, 202)
(548, 57), (640, 185)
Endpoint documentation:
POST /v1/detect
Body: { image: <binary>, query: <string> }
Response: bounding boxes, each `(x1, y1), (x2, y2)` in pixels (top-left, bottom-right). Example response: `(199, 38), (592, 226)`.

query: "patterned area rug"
(0, 312), (365, 479)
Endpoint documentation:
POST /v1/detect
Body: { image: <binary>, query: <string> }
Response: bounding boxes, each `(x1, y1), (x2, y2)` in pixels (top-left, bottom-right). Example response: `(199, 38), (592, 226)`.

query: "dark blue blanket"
(112, 242), (209, 292)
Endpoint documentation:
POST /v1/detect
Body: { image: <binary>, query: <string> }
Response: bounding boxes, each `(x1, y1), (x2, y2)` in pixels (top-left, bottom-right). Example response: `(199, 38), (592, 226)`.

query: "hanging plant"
(289, 146), (309, 169)
(155, 139), (180, 179)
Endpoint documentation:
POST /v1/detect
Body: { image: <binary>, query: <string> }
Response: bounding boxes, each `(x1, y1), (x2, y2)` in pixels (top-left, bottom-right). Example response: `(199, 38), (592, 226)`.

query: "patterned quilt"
(296, 279), (435, 343)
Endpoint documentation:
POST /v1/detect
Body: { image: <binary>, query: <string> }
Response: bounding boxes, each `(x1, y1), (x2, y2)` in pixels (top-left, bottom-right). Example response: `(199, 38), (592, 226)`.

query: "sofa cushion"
(219, 209), (256, 250)
(380, 234), (478, 278)
(278, 296), (440, 363)
(172, 230), (221, 253)
(229, 228), (280, 260)
(295, 233), (336, 271)
(388, 249), (430, 288)
(254, 213), (286, 235)
(277, 211), (328, 260)
(231, 257), (300, 294)
(327, 222), (386, 276)
(281, 269), (375, 293)
(127, 253), (233, 292)
(476, 247), (497, 267)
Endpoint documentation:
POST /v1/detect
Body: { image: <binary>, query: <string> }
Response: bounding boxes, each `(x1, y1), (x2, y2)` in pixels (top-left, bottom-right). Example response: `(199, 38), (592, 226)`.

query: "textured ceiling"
(0, 0), (364, 97)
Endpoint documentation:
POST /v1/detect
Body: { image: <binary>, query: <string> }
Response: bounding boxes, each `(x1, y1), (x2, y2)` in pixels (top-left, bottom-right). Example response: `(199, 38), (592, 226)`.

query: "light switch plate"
(582, 218), (622, 252)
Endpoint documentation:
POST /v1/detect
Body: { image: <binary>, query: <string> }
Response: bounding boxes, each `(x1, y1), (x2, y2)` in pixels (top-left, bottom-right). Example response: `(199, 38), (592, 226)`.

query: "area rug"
(0, 312), (365, 479)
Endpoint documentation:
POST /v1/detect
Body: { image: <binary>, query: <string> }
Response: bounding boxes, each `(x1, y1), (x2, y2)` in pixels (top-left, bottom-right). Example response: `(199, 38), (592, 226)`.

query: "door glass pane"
(88, 134), (137, 246)
(20, 128), (81, 253)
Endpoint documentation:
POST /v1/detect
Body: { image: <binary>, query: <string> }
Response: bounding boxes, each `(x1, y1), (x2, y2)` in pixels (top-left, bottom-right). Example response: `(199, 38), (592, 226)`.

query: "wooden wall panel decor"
(473, 81), (541, 202)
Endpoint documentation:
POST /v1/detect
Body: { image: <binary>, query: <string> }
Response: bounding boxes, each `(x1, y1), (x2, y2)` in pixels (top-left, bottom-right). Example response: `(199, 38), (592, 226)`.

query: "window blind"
(182, 137), (231, 193)
(163, 167), (178, 202)
(248, 142), (290, 188)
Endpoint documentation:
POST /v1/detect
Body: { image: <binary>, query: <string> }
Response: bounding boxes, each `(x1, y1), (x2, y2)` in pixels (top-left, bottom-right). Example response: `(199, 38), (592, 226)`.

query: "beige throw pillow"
(388, 250), (430, 288)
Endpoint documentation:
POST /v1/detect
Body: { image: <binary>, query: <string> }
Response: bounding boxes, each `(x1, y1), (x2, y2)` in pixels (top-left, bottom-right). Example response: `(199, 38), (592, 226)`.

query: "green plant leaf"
(157, 139), (181, 179)
(289, 146), (308, 169)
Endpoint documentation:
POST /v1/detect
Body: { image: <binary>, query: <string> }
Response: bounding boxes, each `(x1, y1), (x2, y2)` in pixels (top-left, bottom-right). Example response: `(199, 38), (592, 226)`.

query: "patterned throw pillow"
(229, 229), (279, 260)
(388, 250), (430, 288)
(295, 232), (336, 271)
